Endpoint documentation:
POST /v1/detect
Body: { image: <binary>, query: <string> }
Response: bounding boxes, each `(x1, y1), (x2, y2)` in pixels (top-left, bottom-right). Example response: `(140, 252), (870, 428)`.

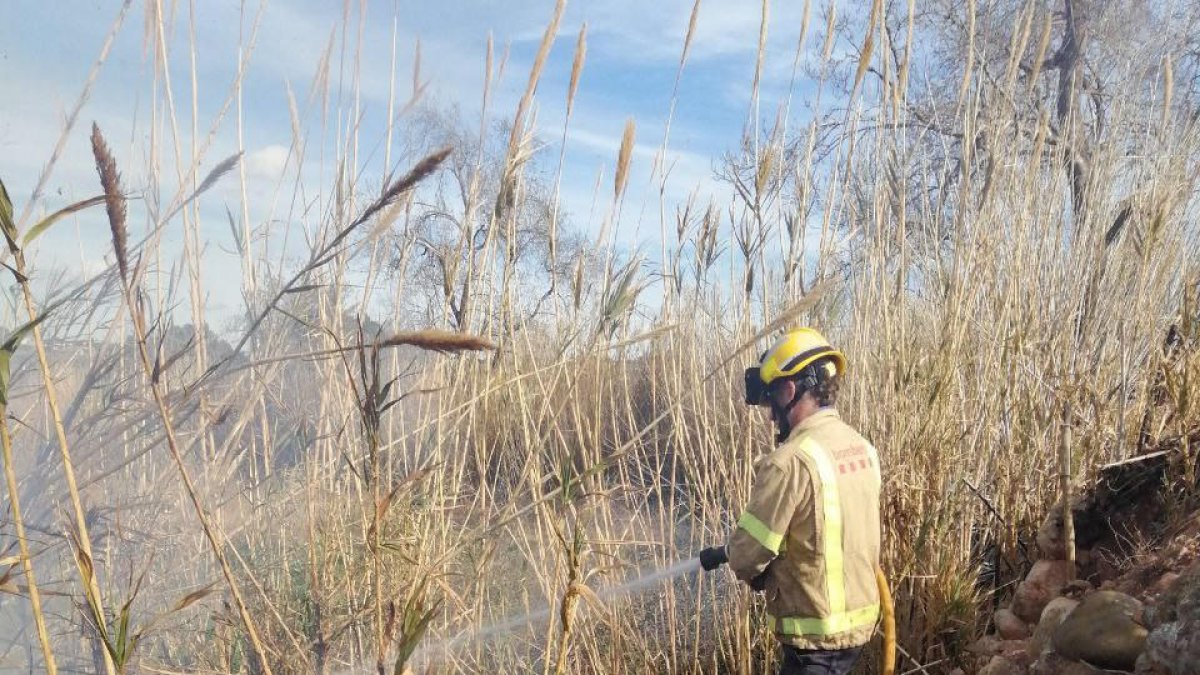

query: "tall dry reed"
(2, 2), (1199, 674)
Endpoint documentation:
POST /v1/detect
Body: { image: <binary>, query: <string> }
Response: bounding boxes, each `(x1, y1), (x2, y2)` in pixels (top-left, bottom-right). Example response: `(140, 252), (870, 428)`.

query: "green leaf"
(0, 350), (10, 406)
(0, 180), (17, 252)
(115, 600), (133, 664)
(394, 601), (441, 673)
(2, 304), (57, 353)
(0, 298), (67, 405)
(67, 530), (113, 654)
(22, 195), (105, 245)
(0, 180), (13, 234)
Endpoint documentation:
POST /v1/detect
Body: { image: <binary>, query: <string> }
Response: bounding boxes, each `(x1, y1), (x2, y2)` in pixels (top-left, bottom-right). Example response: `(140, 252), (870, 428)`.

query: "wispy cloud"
(6, 0), (834, 325)
(246, 145), (290, 180)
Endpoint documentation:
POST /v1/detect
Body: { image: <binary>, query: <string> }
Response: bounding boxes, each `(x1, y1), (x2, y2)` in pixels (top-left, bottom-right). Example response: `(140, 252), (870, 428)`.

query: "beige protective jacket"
(727, 409), (882, 651)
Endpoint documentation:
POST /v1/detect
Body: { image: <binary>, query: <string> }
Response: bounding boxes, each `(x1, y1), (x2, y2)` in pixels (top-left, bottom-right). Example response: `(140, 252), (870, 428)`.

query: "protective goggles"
(744, 367), (769, 406)
(744, 362), (825, 407)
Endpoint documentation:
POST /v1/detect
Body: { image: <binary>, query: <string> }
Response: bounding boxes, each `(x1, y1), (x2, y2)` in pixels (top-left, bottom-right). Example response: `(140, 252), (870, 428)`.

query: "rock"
(1038, 512), (1067, 560)
(1032, 652), (1106, 675)
(996, 608), (1031, 640)
(1014, 560), (1077, 623)
(1095, 589), (1143, 616)
(1030, 596), (1079, 659)
(1152, 572), (1180, 595)
(960, 634), (1027, 658)
(1030, 653), (1055, 674)
(1143, 622), (1177, 672)
(1063, 580), (1092, 598)
(1053, 591), (1148, 671)
(1000, 640), (1035, 668)
(1058, 662), (1104, 675)
(1014, 580), (1055, 623)
(980, 655), (1025, 675)
(1134, 650), (1173, 674)
(1140, 560), (1200, 673)
(1147, 559), (1200, 625)
(968, 635), (1004, 656)
(1031, 652), (1078, 674)
(1144, 620), (1200, 674)
(1042, 596), (1082, 623)
(1027, 559), (1076, 594)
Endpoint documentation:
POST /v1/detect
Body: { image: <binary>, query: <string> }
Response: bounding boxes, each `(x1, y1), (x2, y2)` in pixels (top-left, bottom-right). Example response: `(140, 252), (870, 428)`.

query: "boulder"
(1014, 560), (1077, 623)
(1053, 591), (1148, 671)
(1142, 622), (1194, 674)
(980, 655), (1025, 675)
(1014, 581), (1055, 623)
(1063, 580), (1092, 599)
(1028, 560), (1076, 593)
(967, 635), (1004, 656)
(1029, 596), (1079, 659)
(1038, 512), (1067, 560)
(1149, 561), (1200, 624)
(1030, 652), (1078, 674)
(996, 608), (1031, 640)
(1152, 572), (1180, 595)
(1141, 562), (1200, 673)
(1000, 640), (1035, 669)
(1134, 651), (1171, 674)
(1058, 662), (1105, 675)
(1033, 652), (1106, 674)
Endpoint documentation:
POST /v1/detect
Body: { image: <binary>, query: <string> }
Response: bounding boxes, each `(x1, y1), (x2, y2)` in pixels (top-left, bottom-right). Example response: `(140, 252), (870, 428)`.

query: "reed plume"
(90, 123), (127, 282)
(380, 330), (496, 354)
(614, 119), (636, 202)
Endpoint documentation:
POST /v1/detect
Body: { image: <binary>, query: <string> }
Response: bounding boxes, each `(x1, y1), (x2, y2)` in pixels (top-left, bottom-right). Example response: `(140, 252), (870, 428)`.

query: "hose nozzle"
(698, 545), (728, 571)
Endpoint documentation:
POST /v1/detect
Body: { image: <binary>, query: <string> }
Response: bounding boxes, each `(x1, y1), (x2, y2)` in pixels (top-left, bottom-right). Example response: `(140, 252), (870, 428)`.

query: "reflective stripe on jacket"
(727, 408), (882, 651)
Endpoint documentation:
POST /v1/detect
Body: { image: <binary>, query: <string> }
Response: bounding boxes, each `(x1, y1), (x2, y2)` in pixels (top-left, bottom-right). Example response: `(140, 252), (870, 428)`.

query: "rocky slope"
(964, 447), (1199, 675)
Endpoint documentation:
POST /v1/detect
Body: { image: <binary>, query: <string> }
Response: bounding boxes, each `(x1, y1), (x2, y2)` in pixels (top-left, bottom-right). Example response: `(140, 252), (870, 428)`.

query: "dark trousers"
(779, 645), (863, 675)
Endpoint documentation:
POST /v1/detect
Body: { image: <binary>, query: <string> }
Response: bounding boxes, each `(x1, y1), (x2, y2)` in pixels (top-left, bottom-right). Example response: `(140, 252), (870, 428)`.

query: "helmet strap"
(770, 386), (805, 444)
(769, 369), (821, 444)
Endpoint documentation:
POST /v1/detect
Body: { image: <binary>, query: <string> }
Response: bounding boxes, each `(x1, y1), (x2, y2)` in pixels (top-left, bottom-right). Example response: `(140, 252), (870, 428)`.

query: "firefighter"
(699, 328), (883, 675)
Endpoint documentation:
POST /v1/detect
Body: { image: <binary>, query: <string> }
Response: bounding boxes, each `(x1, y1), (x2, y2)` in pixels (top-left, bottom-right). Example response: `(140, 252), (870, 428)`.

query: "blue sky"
(1, 0), (833, 327)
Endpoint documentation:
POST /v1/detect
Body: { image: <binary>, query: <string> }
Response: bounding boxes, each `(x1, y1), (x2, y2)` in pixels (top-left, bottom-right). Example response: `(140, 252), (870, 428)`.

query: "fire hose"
(698, 547), (896, 675)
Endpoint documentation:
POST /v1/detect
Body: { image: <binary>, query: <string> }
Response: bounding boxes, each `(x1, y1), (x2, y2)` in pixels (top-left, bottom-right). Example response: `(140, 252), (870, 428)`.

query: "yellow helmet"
(744, 328), (846, 405)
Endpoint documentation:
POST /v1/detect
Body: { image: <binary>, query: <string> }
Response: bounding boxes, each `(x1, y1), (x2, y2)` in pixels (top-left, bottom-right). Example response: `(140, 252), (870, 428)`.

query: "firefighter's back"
(770, 408), (882, 651)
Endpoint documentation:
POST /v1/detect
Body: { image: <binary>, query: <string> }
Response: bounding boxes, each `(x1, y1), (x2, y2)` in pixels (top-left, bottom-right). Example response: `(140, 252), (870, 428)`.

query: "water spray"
(411, 557), (704, 666)
(403, 545), (893, 672)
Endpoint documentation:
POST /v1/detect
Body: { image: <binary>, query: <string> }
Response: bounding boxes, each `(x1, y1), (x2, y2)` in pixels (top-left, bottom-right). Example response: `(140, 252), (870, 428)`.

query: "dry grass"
(2, 2), (1199, 675)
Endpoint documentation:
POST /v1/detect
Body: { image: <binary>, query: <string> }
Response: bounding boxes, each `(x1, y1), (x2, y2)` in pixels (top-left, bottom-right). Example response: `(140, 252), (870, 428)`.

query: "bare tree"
(393, 106), (590, 332)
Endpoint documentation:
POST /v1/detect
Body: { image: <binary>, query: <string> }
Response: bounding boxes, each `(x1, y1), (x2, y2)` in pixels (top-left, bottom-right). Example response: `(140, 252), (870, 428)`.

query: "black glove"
(748, 572), (768, 592)
(698, 545), (728, 571)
